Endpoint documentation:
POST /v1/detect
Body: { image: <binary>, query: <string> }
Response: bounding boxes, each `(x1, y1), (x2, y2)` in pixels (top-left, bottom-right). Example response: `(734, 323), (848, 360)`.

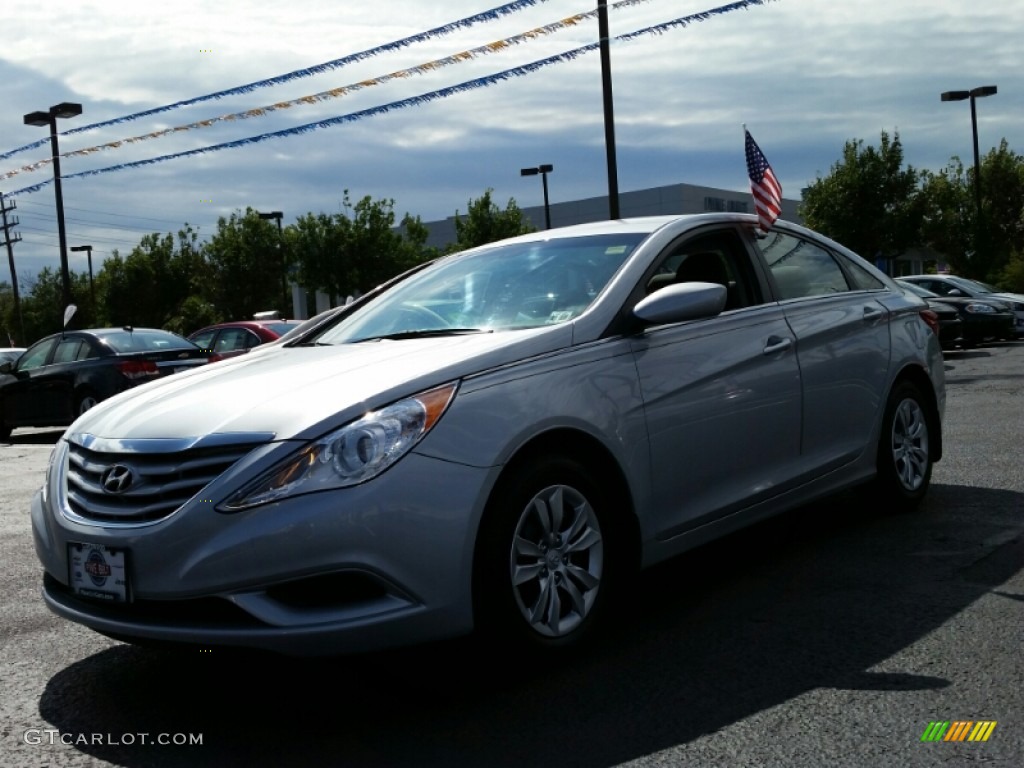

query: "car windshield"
(947, 276), (991, 294)
(314, 234), (645, 344)
(97, 330), (194, 352)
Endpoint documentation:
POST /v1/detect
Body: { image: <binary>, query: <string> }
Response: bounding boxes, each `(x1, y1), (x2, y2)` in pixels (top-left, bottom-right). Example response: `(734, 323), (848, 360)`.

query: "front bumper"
(32, 449), (496, 656)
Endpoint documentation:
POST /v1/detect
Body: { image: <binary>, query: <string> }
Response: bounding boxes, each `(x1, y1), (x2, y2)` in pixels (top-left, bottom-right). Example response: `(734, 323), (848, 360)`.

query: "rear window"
(97, 330), (194, 353)
(265, 322), (299, 336)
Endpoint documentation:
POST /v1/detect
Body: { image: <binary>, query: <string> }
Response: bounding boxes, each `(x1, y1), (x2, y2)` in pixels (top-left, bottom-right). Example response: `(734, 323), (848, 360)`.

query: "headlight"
(965, 303), (996, 314)
(220, 382), (458, 511)
(42, 440), (68, 505)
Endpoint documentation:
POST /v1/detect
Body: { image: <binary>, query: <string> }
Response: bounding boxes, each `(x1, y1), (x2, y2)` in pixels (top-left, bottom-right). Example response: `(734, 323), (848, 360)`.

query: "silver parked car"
(31, 214), (945, 656)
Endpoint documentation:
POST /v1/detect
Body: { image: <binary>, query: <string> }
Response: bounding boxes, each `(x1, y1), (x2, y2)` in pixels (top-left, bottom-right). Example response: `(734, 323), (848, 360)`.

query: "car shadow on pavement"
(36, 483), (1024, 768)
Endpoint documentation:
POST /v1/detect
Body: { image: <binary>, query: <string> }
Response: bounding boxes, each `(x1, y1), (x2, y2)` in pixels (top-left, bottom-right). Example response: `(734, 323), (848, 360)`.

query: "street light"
(520, 164), (554, 229)
(23, 102), (83, 310)
(256, 210), (288, 315)
(70, 245), (95, 308)
(941, 85), (997, 260)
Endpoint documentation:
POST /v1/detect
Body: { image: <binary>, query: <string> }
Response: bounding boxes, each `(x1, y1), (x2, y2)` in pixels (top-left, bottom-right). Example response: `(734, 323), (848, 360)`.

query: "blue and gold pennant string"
(4, 0), (777, 196)
(0, 0), (553, 163)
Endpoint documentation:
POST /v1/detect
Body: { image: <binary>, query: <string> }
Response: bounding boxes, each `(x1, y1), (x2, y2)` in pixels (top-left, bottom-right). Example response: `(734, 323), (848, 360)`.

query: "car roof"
(192, 320), (300, 331)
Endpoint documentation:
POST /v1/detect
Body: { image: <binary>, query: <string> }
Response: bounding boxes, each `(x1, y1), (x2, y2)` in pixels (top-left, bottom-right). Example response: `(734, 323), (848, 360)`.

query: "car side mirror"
(0, 361), (13, 374)
(946, 289), (963, 297)
(633, 282), (727, 325)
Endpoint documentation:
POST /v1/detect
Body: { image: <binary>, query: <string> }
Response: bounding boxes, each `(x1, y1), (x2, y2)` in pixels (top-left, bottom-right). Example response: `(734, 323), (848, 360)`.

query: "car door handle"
(763, 336), (793, 355)
(862, 306), (885, 322)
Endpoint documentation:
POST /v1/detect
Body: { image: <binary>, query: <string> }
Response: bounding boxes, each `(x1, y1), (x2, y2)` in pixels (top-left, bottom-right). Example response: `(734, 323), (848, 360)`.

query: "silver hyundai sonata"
(31, 214), (945, 656)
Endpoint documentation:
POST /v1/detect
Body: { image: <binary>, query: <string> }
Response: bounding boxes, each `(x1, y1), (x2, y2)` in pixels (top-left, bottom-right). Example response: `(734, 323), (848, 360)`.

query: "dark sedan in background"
(898, 274), (1023, 338)
(0, 328), (214, 440)
(897, 279), (1015, 346)
(895, 282), (963, 349)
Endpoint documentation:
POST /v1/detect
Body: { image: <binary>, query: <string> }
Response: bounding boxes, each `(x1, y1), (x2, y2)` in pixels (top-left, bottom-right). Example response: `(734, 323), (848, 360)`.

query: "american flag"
(745, 129), (782, 232)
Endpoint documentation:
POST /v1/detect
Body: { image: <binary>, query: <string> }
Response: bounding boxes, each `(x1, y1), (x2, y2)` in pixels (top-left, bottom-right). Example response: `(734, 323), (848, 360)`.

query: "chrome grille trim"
(59, 434), (273, 527)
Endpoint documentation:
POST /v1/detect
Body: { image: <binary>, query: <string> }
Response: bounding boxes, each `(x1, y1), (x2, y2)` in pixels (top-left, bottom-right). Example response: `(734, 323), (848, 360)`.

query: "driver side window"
(646, 228), (763, 311)
(17, 338), (58, 371)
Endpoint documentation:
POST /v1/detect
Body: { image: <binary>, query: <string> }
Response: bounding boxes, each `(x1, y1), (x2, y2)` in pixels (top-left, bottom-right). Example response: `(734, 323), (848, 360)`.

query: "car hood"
(989, 292), (1024, 306)
(69, 328), (567, 442)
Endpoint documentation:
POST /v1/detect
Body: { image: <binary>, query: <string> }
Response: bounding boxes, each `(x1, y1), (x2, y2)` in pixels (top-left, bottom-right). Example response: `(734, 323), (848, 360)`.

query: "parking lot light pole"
(70, 245), (95, 308)
(23, 102), (83, 310)
(256, 211), (288, 315)
(941, 86), (997, 260)
(520, 164), (554, 229)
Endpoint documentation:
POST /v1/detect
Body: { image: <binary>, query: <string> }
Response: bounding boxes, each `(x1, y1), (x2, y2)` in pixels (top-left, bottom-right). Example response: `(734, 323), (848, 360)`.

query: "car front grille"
(64, 437), (268, 525)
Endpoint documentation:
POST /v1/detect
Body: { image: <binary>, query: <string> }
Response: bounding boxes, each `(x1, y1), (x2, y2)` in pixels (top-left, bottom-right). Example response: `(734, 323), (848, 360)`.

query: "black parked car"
(0, 328), (214, 440)
(896, 282), (963, 349)
(897, 279), (1015, 346)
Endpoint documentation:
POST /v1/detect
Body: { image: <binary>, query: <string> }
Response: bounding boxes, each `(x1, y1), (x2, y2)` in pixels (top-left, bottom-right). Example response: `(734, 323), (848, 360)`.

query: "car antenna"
(123, 325), (134, 333)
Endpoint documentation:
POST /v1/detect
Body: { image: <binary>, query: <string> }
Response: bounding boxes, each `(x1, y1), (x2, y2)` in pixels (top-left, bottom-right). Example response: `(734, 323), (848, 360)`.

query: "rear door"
(754, 228), (892, 471)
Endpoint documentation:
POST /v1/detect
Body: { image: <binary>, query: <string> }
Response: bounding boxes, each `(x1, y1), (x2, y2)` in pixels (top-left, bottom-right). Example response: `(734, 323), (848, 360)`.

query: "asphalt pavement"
(1, 342), (1022, 768)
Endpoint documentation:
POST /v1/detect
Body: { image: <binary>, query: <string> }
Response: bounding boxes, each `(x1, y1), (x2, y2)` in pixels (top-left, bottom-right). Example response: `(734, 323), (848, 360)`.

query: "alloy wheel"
(509, 484), (604, 638)
(891, 397), (929, 492)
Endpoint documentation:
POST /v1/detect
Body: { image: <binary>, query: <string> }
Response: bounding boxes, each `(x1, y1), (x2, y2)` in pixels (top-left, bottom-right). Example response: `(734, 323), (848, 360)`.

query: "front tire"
(474, 456), (616, 652)
(874, 381), (934, 511)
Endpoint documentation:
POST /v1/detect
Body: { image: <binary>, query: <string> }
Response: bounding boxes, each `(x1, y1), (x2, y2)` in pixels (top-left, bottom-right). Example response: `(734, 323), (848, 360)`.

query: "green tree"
(800, 131), (924, 267)
(450, 189), (535, 252)
(287, 212), (346, 304)
(96, 225), (208, 330)
(919, 159), (971, 273)
(16, 268), (91, 343)
(204, 209), (283, 319)
(288, 193), (435, 304)
(978, 140), (1024, 277)
(0, 281), (19, 346)
(919, 141), (1024, 279)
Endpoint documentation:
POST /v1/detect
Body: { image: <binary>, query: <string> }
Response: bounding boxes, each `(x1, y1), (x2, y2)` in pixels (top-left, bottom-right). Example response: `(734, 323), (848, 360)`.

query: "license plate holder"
(68, 543), (129, 603)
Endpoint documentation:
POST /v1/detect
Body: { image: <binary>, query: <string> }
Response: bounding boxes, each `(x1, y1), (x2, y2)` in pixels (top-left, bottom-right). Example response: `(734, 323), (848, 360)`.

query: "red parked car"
(187, 320), (301, 359)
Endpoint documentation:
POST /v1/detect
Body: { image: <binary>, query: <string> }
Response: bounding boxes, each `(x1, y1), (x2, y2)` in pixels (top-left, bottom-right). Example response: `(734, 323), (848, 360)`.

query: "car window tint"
(646, 228), (762, 311)
(844, 259), (886, 290)
(53, 339), (84, 363)
(76, 341), (100, 360)
(922, 279), (968, 296)
(760, 232), (850, 299)
(99, 330), (191, 352)
(18, 338), (58, 371)
(217, 328), (255, 352)
(190, 330), (216, 350)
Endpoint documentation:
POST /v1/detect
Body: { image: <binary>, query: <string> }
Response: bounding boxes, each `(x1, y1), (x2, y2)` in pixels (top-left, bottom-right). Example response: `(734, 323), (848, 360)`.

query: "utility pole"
(598, 0), (620, 219)
(0, 193), (25, 345)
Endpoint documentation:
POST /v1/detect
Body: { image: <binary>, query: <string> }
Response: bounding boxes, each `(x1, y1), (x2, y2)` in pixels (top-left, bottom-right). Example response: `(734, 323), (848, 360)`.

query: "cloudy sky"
(1, 0), (1021, 286)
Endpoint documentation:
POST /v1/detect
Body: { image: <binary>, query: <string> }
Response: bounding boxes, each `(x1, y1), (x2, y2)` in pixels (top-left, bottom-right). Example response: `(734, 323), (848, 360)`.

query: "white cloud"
(3, 0), (1023, 295)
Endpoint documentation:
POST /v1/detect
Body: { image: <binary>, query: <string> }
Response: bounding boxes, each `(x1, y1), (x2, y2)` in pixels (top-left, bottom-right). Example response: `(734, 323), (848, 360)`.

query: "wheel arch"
(472, 427), (642, 588)
(890, 363), (943, 463)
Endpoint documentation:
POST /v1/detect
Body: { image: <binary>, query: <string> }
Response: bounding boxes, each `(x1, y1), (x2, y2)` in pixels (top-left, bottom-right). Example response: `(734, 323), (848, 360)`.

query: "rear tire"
(474, 455), (618, 653)
(874, 381), (934, 511)
(75, 390), (99, 417)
